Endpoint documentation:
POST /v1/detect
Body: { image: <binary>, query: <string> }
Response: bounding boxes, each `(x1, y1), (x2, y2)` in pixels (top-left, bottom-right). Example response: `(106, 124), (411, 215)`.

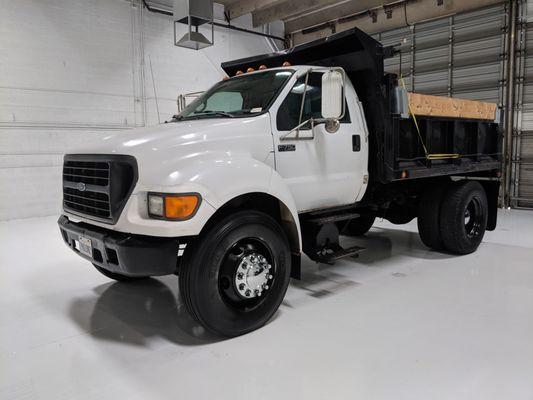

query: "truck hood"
(72, 114), (274, 186)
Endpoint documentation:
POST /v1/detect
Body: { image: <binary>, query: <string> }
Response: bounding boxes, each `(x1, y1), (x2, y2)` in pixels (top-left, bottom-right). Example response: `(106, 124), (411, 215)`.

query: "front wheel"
(178, 210), (291, 337)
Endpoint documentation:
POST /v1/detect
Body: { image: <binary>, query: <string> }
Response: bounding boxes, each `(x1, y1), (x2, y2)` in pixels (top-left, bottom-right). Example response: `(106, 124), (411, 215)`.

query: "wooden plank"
(408, 93), (497, 121)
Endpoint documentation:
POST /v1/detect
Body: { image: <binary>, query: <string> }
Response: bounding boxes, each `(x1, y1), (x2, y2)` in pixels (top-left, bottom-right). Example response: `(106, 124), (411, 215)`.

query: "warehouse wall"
(0, 0), (282, 220)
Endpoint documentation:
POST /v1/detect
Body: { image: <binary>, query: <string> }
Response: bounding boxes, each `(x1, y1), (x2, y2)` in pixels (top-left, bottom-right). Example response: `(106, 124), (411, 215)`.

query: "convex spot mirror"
(321, 70), (343, 120)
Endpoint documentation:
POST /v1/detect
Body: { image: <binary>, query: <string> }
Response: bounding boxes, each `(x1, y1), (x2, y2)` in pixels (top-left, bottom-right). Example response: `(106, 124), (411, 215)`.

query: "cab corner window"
(276, 72), (350, 131)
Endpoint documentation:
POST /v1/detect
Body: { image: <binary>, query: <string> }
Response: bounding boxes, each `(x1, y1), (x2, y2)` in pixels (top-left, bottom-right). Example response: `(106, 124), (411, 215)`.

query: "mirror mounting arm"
(295, 72), (310, 140)
(280, 118), (316, 141)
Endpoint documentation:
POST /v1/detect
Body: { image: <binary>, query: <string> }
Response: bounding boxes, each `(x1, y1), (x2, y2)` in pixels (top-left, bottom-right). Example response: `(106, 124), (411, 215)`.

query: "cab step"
(308, 212), (360, 225)
(315, 244), (366, 264)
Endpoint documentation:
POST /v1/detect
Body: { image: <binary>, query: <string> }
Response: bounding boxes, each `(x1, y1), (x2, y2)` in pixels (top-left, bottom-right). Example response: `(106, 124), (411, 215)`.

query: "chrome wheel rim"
(218, 238), (275, 309)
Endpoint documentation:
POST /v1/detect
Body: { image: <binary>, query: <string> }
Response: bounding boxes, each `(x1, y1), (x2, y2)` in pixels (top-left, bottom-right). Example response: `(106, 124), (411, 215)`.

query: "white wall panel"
(0, 0), (279, 220)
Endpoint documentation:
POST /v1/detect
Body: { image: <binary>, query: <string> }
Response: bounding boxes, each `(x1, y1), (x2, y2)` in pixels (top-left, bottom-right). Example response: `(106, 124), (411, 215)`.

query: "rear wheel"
(439, 181), (488, 255)
(178, 210), (291, 337)
(92, 264), (149, 282)
(417, 184), (447, 251)
(338, 215), (375, 237)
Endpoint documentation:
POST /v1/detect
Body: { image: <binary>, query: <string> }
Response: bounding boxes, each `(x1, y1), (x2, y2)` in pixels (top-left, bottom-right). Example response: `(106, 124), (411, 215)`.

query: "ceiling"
(217, 0), (387, 31)
(146, 0), (504, 44)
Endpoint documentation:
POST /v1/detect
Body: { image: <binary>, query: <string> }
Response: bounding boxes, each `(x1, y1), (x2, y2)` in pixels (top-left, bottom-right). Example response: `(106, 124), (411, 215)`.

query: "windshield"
(174, 70), (294, 121)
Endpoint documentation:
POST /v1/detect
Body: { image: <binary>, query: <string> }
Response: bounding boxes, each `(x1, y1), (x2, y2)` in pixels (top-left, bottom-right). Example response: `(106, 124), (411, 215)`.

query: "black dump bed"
(221, 27), (502, 185)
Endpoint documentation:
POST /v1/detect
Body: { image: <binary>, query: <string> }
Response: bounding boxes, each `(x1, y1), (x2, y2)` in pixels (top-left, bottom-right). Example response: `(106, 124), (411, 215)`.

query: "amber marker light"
(222, 75), (230, 81)
(282, 61), (291, 67)
(235, 70), (244, 76)
(246, 67), (255, 73)
(148, 193), (201, 220)
(259, 64), (267, 70)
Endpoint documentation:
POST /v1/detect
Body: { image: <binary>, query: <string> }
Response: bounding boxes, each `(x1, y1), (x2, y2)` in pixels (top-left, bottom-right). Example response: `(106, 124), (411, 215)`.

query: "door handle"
(352, 135), (361, 152)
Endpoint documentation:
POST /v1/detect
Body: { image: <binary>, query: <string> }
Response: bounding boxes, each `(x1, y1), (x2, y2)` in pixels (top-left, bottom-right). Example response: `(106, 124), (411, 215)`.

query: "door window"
(277, 72), (350, 131)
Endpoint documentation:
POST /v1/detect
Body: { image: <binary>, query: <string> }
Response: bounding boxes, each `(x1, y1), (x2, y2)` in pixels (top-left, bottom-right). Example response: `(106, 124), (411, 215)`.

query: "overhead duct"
(173, 0), (214, 50)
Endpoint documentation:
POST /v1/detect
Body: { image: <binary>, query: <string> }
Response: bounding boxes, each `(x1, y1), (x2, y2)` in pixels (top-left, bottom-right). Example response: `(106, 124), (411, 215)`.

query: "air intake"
(173, 0), (214, 50)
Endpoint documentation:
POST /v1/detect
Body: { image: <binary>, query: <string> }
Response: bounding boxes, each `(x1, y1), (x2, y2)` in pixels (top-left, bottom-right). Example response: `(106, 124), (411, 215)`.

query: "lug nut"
(237, 273), (244, 279)
(264, 285), (269, 290)
(239, 283), (245, 290)
(268, 274), (273, 279)
(245, 289), (251, 296)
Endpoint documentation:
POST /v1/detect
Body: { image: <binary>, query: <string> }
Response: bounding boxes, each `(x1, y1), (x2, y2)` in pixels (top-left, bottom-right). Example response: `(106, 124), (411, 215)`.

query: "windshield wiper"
(191, 111), (235, 118)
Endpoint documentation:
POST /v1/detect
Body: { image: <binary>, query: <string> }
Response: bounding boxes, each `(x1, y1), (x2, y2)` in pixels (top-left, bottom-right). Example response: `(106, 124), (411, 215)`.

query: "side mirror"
(321, 70), (344, 119)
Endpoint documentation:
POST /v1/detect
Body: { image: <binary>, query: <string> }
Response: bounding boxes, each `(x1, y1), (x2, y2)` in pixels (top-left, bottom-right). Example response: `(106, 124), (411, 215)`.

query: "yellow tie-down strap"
(400, 78), (460, 160)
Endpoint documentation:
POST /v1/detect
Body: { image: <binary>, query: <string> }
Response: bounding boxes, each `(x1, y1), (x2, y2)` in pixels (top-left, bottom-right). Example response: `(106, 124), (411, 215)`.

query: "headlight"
(147, 193), (201, 220)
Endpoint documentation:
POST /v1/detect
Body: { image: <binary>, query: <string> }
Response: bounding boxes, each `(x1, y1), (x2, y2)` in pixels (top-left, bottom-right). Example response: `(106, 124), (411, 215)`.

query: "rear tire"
(92, 264), (149, 282)
(439, 181), (488, 255)
(417, 184), (447, 251)
(178, 210), (291, 337)
(338, 215), (375, 236)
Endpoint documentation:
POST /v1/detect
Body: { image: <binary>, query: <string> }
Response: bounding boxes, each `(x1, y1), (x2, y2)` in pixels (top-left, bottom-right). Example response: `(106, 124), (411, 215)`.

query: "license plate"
(77, 236), (92, 258)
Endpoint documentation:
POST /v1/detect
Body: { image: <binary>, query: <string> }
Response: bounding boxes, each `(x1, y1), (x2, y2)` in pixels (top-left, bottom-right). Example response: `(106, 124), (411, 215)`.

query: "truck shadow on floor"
(289, 227), (457, 300)
(344, 227), (457, 263)
(68, 227), (456, 346)
(69, 277), (225, 347)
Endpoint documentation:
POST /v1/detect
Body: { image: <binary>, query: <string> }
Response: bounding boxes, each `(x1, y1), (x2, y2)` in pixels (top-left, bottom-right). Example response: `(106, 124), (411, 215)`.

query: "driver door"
(272, 71), (365, 212)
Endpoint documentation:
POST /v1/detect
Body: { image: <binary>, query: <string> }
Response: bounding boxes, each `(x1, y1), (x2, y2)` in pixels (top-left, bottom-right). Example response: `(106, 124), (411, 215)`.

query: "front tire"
(179, 210), (291, 337)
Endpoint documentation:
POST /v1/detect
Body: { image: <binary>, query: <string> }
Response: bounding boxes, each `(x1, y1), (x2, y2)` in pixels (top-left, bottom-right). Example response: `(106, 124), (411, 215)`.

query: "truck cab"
(58, 27), (501, 337)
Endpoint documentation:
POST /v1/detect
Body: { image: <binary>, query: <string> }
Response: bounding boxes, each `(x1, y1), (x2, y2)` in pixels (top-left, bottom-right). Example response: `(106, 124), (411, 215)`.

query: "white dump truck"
(59, 28), (502, 337)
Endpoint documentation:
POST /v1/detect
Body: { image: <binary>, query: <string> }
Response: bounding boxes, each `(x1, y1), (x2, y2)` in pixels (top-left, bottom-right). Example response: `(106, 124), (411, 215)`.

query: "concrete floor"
(1, 210), (533, 400)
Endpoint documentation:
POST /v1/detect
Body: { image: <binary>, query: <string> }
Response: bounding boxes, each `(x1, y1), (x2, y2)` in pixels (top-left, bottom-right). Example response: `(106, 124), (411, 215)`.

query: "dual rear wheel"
(418, 181), (488, 255)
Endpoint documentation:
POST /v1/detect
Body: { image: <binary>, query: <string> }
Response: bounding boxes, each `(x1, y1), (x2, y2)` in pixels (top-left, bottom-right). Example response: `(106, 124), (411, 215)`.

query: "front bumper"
(58, 215), (181, 277)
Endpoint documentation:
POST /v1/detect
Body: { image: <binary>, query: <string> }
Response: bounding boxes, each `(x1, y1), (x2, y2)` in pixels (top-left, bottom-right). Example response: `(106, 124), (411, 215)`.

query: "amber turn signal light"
(148, 193), (201, 220)
(165, 195), (199, 219)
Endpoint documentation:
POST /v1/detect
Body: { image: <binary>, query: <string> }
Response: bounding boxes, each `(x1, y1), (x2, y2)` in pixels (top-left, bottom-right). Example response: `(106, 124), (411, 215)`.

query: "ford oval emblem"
(77, 182), (87, 192)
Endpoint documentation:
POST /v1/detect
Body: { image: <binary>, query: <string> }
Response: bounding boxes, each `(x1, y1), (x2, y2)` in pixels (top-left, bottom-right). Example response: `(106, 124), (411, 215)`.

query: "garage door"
(511, 0), (533, 208)
(375, 4), (507, 101)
